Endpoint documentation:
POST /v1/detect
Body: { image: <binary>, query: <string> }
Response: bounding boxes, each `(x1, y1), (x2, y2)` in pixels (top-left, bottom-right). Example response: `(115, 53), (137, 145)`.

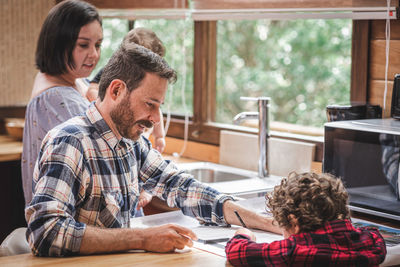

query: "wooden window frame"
(351, 20), (370, 104)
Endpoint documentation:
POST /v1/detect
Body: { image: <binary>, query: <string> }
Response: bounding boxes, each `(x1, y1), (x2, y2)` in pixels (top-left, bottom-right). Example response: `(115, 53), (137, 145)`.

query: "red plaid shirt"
(225, 219), (386, 267)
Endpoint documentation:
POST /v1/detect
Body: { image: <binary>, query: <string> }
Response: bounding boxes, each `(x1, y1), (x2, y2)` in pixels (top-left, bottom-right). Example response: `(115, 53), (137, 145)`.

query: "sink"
(177, 162), (257, 183)
(177, 162), (282, 197)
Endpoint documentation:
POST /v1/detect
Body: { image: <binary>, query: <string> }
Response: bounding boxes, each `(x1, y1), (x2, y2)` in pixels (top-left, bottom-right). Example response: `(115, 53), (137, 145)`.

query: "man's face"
(110, 72), (167, 141)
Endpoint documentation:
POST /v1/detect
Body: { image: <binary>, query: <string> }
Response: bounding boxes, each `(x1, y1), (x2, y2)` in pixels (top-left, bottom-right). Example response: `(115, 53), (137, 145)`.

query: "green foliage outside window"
(216, 19), (352, 127)
(91, 19), (127, 80)
(91, 18), (194, 116)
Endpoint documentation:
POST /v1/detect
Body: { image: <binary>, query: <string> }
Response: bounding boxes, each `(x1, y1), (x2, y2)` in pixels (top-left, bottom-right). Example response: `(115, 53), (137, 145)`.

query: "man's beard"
(110, 96), (153, 140)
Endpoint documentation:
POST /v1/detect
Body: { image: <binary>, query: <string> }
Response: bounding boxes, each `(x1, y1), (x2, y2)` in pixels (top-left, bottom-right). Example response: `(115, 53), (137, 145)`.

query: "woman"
(22, 0), (103, 205)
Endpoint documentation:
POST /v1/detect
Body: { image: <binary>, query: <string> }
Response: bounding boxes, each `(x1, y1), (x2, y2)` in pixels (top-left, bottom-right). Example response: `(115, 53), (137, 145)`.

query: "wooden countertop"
(0, 248), (231, 267)
(0, 135), (22, 162)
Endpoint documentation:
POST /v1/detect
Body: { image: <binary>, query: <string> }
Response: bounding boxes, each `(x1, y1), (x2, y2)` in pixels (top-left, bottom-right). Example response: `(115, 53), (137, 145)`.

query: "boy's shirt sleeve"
(225, 234), (291, 267)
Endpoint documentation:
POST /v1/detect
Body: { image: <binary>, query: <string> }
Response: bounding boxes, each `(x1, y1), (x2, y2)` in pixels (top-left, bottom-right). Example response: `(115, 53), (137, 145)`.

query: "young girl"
(225, 172), (387, 266)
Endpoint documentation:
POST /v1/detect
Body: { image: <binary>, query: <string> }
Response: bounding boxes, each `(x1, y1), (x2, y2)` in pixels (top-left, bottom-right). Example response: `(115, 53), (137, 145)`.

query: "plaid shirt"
(226, 219), (386, 267)
(25, 103), (232, 257)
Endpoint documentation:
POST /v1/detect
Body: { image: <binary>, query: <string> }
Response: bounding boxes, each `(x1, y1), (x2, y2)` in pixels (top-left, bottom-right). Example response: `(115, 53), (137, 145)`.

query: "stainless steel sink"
(177, 162), (283, 198)
(178, 162), (257, 183)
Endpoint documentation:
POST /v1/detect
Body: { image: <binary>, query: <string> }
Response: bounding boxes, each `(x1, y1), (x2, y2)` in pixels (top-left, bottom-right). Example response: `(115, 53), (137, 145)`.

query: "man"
(25, 43), (280, 257)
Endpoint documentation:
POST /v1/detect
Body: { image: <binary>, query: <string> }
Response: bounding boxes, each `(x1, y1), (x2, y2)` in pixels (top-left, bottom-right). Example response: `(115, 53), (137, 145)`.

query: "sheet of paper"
(194, 226), (283, 256)
(130, 207), (283, 257)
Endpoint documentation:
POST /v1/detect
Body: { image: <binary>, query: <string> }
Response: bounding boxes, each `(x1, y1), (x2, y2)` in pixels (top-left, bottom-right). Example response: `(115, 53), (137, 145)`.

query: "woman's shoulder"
(30, 72), (85, 100)
(29, 86), (89, 108)
(25, 85), (90, 127)
(34, 85), (82, 99)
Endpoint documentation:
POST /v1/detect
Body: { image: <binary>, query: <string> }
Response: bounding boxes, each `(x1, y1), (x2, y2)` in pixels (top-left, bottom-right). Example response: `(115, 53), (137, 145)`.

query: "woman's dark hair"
(35, 0), (101, 75)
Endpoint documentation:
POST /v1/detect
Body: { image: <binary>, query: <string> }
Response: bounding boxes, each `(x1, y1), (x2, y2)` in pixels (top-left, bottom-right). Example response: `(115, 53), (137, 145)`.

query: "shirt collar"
(85, 102), (122, 150)
(314, 219), (355, 234)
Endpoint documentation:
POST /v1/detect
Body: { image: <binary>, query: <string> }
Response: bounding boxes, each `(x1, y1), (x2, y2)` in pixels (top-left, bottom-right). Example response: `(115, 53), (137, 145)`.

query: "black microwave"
(324, 118), (400, 221)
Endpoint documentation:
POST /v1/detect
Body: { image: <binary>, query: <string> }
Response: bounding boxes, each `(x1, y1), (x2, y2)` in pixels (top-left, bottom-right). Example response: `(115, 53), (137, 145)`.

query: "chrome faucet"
(233, 97), (270, 178)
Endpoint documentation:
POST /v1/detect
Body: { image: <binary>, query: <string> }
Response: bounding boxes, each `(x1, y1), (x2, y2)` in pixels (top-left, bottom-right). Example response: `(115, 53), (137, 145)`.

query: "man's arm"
(80, 224), (197, 254)
(223, 200), (282, 234)
(138, 139), (281, 232)
(27, 133), (197, 256)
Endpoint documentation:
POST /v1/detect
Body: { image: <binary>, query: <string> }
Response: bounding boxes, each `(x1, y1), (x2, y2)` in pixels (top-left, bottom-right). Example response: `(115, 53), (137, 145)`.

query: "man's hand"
(81, 224), (197, 254)
(142, 224), (198, 252)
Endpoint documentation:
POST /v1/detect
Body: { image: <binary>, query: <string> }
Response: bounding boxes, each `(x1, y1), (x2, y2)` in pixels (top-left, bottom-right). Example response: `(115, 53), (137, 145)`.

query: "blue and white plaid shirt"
(25, 103), (233, 256)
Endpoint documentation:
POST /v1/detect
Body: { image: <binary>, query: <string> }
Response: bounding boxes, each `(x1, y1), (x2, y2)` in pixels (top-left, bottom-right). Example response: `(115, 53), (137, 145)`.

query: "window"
(91, 19), (127, 79)
(216, 19), (352, 128)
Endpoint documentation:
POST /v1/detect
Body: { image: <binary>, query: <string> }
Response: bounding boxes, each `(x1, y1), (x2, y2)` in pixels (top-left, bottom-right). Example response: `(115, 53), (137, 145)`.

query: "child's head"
(122, 27), (165, 57)
(267, 172), (350, 233)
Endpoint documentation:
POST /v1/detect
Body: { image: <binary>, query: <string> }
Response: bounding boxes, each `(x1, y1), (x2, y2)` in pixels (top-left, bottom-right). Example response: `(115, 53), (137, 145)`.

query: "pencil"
(234, 210), (247, 228)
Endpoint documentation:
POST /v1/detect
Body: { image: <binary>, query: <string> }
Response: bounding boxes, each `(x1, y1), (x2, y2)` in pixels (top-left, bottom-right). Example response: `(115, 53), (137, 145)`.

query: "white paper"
(130, 208), (283, 257)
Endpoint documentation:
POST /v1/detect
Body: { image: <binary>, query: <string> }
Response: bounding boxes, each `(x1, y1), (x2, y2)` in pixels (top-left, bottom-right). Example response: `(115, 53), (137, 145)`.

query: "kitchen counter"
(0, 135), (22, 162)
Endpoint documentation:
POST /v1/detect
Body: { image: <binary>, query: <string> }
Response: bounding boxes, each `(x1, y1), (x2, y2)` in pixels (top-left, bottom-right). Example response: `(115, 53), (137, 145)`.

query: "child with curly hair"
(225, 172), (387, 266)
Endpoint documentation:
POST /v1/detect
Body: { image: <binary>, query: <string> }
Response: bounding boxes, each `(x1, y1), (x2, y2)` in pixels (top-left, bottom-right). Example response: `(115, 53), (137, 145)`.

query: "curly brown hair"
(267, 172), (350, 232)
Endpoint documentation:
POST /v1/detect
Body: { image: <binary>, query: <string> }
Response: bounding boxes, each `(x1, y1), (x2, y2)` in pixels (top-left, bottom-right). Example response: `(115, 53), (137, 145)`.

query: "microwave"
(324, 118), (400, 221)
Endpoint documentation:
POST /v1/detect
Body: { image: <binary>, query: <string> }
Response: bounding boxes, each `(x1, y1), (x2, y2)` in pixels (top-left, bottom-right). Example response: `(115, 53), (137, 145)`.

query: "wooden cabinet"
(0, 160), (26, 243)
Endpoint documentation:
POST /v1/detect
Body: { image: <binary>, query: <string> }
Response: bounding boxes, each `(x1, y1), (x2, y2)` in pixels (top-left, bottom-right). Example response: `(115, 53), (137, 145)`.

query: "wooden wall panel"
(369, 40), (400, 81)
(369, 80), (393, 118)
(0, 0), (55, 107)
(162, 136), (219, 163)
(368, 20), (400, 117)
(371, 20), (400, 40)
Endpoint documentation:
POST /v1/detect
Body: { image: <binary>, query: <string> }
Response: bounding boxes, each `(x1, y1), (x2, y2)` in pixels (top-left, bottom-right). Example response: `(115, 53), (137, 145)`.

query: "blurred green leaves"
(216, 19), (352, 127)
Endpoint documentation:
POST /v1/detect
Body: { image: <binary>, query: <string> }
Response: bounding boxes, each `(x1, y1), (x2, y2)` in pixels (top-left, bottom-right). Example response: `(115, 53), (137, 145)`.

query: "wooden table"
(0, 248), (231, 267)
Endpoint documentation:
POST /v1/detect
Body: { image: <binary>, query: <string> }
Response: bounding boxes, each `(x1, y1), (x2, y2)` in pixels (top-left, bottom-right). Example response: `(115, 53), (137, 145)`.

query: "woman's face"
(68, 20), (103, 79)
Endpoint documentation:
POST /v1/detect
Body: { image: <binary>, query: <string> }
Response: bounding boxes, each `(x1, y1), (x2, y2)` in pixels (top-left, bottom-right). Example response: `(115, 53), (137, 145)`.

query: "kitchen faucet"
(233, 97), (270, 178)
